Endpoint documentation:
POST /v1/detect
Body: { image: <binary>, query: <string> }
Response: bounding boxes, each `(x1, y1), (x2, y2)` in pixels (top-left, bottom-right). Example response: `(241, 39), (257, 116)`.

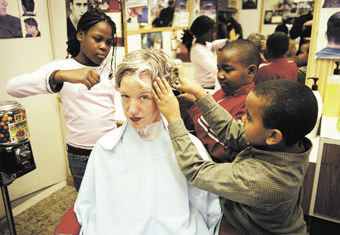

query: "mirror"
(258, 0), (314, 83)
(152, 0), (176, 27)
(260, 0), (314, 37)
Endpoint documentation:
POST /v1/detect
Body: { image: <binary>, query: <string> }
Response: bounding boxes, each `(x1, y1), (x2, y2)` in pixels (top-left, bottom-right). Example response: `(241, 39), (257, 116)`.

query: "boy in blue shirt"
(153, 75), (318, 234)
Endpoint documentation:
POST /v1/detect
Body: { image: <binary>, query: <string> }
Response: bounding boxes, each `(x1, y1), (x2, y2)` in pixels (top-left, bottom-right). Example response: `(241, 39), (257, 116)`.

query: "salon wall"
(306, 0), (334, 97)
(0, 0), (129, 219)
(238, 0), (289, 39)
(0, 0), (68, 219)
(48, 1), (125, 65)
(238, 0), (262, 38)
(127, 30), (174, 57)
(259, 0), (282, 37)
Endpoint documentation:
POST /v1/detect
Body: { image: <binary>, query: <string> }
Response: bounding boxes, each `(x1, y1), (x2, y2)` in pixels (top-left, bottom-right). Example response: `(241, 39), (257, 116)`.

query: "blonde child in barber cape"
(74, 49), (222, 235)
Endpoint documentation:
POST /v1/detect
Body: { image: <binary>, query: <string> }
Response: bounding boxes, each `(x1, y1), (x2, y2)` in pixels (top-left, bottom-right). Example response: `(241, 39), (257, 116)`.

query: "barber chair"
(53, 205), (242, 235)
(53, 204), (80, 235)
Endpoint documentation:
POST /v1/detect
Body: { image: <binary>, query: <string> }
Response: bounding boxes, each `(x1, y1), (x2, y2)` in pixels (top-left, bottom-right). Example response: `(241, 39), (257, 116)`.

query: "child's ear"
(77, 31), (84, 42)
(247, 65), (257, 77)
(266, 129), (282, 145)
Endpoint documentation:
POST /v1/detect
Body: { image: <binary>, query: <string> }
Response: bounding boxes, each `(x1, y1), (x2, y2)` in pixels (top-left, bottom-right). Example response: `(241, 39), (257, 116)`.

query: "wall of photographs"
(62, 0), (241, 62)
(123, 0), (239, 62)
(315, 1), (340, 59)
(261, 0), (314, 36)
(263, 1), (313, 24)
(65, 0), (123, 46)
(0, 0), (42, 39)
(123, 0), (194, 60)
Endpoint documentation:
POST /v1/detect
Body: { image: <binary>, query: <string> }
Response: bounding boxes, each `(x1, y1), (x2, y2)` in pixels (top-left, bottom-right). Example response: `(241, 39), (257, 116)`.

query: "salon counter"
(302, 116), (340, 224)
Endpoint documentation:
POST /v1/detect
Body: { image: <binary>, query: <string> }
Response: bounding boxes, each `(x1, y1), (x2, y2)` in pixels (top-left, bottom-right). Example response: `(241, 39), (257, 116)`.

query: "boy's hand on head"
(54, 68), (100, 90)
(153, 77), (181, 124)
(175, 66), (207, 100)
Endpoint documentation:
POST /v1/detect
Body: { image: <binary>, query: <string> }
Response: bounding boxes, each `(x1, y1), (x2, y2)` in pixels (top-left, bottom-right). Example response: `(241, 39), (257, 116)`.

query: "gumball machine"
(0, 100), (36, 235)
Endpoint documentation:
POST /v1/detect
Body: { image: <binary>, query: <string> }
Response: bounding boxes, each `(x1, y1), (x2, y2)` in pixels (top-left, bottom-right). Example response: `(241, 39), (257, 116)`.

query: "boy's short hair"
(275, 24), (288, 35)
(266, 32), (289, 58)
(220, 39), (261, 68)
(326, 11), (340, 45)
(252, 80), (317, 146)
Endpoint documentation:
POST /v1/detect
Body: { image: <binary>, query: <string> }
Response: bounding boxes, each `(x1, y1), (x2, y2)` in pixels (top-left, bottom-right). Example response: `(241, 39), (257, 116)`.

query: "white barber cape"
(74, 119), (222, 235)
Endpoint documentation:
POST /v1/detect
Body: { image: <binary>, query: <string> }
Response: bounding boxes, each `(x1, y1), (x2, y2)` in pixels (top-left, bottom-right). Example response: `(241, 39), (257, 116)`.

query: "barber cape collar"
(137, 121), (162, 141)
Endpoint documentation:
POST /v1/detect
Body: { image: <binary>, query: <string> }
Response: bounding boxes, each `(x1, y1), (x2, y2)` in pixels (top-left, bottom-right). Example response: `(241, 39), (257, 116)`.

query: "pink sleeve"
(211, 39), (228, 51)
(6, 62), (60, 98)
(191, 46), (219, 76)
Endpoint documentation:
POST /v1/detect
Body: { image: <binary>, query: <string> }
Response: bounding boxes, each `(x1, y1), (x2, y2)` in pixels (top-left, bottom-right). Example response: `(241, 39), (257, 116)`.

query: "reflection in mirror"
(247, 33), (267, 63)
(125, 0), (148, 24)
(127, 6), (148, 23)
(142, 32), (163, 49)
(152, 0), (176, 27)
(260, 0), (314, 84)
(217, 10), (243, 40)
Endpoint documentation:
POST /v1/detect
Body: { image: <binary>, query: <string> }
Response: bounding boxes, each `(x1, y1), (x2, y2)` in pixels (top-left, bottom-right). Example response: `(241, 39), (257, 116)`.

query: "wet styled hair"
(220, 39), (261, 69)
(252, 79), (318, 146)
(266, 32), (289, 58)
(66, 9), (116, 58)
(115, 49), (173, 89)
(326, 11), (340, 45)
(24, 18), (38, 28)
(21, 0), (35, 12)
(181, 15), (215, 52)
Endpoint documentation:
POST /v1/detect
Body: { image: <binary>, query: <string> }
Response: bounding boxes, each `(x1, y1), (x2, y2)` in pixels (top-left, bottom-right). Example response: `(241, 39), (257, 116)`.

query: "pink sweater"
(190, 39), (227, 88)
(6, 59), (118, 149)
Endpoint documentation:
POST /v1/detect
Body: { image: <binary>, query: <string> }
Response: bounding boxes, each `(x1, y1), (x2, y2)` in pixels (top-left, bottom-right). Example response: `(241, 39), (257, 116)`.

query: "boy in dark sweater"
(153, 75), (317, 234)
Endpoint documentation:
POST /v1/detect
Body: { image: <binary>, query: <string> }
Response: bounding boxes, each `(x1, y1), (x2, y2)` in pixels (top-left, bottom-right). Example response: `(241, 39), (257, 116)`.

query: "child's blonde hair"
(115, 49), (173, 89)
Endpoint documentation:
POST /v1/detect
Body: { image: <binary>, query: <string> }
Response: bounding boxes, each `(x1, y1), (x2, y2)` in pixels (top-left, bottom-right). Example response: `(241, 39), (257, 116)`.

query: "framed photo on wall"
(0, 0), (43, 39)
(172, 0), (190, 26)
(315, 6), (340, 59)
(199, 0), (216, 20)
(65, 0), (124, 46)
(65, 0), (88, 41)
(242, 0), (257, 10)
(264, 10), (273, 24)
